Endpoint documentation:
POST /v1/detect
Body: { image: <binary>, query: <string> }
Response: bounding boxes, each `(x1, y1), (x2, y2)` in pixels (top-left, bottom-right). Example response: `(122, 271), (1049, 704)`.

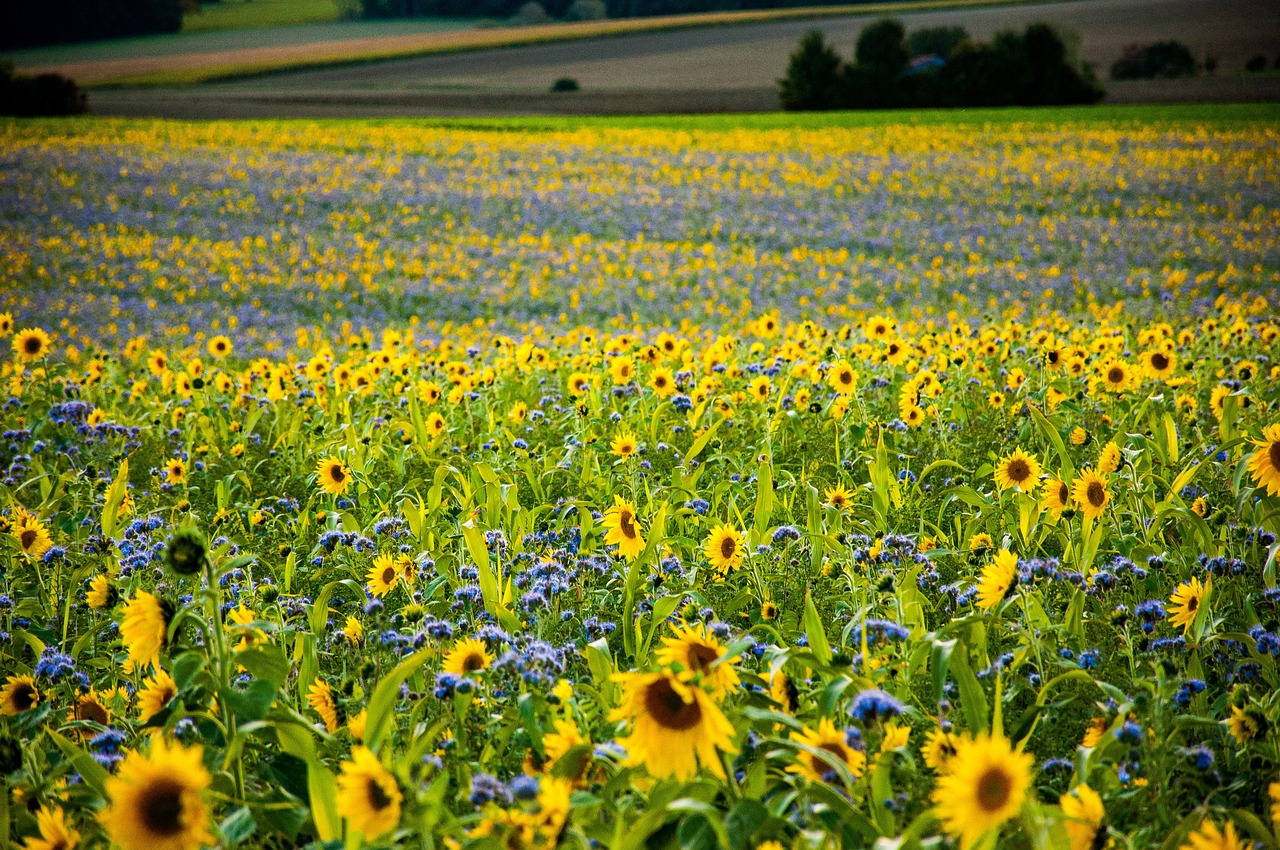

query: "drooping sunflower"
(1070, 426), (1091, 447)
(827, 360), (857, 394)
(73, 688), (112, 726)
(98, 737), (213, 850)
(656, 622), (741, 698)
(1059, 784), (1105, 850)
(788, 717), (866, 784)
(1043, 479), (1072, 517)
(336, 747), (403, 840)
(366, 552), (399, 598)
(611, 431), (638, 459)
(1246, 423), (1280, 497)
(994, 449), (1041, 492)
(137, 669), (177, 723)
(976, 549), (1018, 613)
(1168, 575), (1209, 635)
(315, 457), (351, 496)
(1178, 819), (1247, 850)
(1098, 441), (1122, 474)
(120, 591), (171, 669)
(1071, 469), (1110, 520)
(12, 515), (53, 558)
(603, 495), (645, 560)
(1227, 704), (1267, 744)
(922, 727), (960, 772)
(0, 674), (40, 715)
(23, 805), (81, 850)
(87, 573), (117, 609)
(769, 668), (798, 713)
(824, 484), (854, 511)
(704, 524), (745, 574)
(13, 328), (51, 362)
(442, 638), (494, 676)
(932, 732), (1034, 849)
(611, 670), (736, 780)
(307, 680), (341, 733)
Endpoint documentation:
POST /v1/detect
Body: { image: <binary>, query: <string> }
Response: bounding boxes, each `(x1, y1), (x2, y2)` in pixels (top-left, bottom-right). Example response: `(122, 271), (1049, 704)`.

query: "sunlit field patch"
(0, 110), (1278, 850)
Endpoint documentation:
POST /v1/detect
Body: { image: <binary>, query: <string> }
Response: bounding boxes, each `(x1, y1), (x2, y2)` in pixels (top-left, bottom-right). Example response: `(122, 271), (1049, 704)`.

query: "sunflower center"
(23, 336), (42, 355)
(655, 376), (667, 388)
(643, 678), (703, 731)
(1151, 352), (1169, 370)
(685, 642), (719, 673)
(720, 536), (736, 559)
(831, 494), (846, 507)
(619, 512), (636, 539)
(1007, 459), (1030, 482)
(975, 766), (1013, 812)
(367, 778), (393, 812)
(1058, 482), (1070, 503)
(461, 652), (485, 673)
(381, 567), (396, 585)
(1186, 596), (1198, 613)
(77, 696), (109, 724)
(13, 683), (37, 711)
(19, 528), (37, 549)
(817, 742), (848, 764)
(839, 370), (852, 384)
(139, 779), (186, 836)
(1269, 441), (1280, 471)
(1107, 367), (1124, 384)
(331, 466), (345, 483)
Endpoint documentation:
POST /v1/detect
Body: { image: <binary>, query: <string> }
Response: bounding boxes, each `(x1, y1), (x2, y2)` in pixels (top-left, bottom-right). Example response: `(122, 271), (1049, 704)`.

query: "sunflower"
(609, 356), (635, 385)
(13, 515), (53, 558)
(788, 717), (866, 784)
(1098, 441), (1122, 474)
(13, 328), (51, 362)
(603, 495), (645, 560)
(824, 484), (854, 511)
(1059, 784), (1105, 850)
(315, 457), (351, 496)
(1081, 717), (1107, 748)
(611, 431), (638, 459)
(704, 524), (745, 574)
(0, 312), (11, 335)
(23, 805), (81, 850)
(994, 449), (1041, 492)
(98, 737), (213, 850)
(902, 405), (925, 428)
(348, 708), (368, 742)
(442, 638), (494, 676)
(307, 680), (340, 733)
(976, 549), (1018, 613)
(1246, 423), (1280, 496)
(1271, 781), (1280, 829)
(769, 669), (798, 713)
(425, 412), (447, 437)
(1168, 576), (1209, 635)
(336, 747), (403, 840)
(922, 727), (960, 772)
(73, 688), (112, 726)
(162, 459), (187, 485)
(1043, 479), (1072, 517)
(567, 371), (591, 397)
(87, 573), (117, 609)
(611, 670), (736, 780)
(1071, 469), (1110, 520)
(827, 361), (857, 394)
(0, 675), (40, 715)
(206, 335), (232, 359)
(1179, 819), (1247, 850)
(137, 669), (177, 723)
(1227, 704), (1267, 744)
(932, 733), (1034, 849)
(1096, 359), (1133, 394)
(656, 622), (741, 698)
(120, 591), (171, 669)
(760, 600), (779, 621)
(1070, 426), (1091, 447)
(749, 376), (771, 401)
(367, 552), (399, 598)
(1141, 349), (1176, 380)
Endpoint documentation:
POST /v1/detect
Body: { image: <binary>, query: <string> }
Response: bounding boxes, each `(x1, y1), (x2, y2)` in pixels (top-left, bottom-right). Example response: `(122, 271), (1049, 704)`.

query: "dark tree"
(778, 29), (843, 111)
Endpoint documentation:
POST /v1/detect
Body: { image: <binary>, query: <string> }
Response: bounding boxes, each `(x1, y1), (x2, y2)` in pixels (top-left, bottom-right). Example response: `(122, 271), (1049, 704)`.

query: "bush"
(563, 0), (605, 20)
(777, 30), (843, 111)
(855, 18), (908, 77)
(0, 64), (86, 116)
(1111, 41), (1197, 79)
(1244, 54), (1267, 73)
(905, 25), (967, 59)
(508, 0), (549, 25)
(550, 77), (580, 92)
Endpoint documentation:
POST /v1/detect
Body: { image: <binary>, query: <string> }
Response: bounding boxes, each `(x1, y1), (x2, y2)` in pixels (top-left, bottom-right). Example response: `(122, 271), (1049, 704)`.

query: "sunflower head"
(0, 675), (40, 716)
(163, 527), (206, 576)
(336, 747), (403, 840)
(13, 328), (51, 362)
(316, 457), (351, 496)
(932, 732), (1034, 849)
(98, 737), (213, 850)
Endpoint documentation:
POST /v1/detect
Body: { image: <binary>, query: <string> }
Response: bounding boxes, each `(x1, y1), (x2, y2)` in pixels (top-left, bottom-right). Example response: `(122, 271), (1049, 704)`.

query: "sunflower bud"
(164, 527), (207, 576)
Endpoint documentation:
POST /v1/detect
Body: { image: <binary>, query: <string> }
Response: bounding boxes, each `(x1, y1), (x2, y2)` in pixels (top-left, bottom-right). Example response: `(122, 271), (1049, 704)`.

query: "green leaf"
(1029, 405), (1073, 481)
(753, 453), (773, 539)
(219, 807), (258, 847)
(931, 639), (956, 706)
(803, 590), (831, 665)
(948, 641), (989, 734)
(47, 728), (110, 797)
(235, 646), (290, 689)
(725, 799), (768, 850)
(364, 648), (433, 753)
(101, 458), (129, 541)
(222, 679), (277, 723)
(684, 417), (724, 465)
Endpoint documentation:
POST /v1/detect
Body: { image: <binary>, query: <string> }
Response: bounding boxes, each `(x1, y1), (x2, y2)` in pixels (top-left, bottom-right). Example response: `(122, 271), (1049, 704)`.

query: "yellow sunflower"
(769, 669), (798, 713)
(137, 669), (177, 723)
(12, 515), (53, 559)
(1246, 423), (1280, 496)
(976, 549), (1018, 613)
(1098, 441), (1122, 474)
(704, 524), (745, 574)
(611, 431), (638, 459)
(567, 371), (591, 397)
(1070, 426), (1091, 446)
(120, 591), (170, 669)
(994, 449), (1041, 492)
(656, 622), (741, 698)
(611, 670), (736, 780)
(603, 495), (645, 560)
(788, 717), (866, 784)
(1141, 349), (1176, 380)
(1179, 819), (1247, 850)
(98, 737), (213, 850)
(1059, 784), (1105, 850)
(307, 679), (340, 733)
(1071, 469), (1110, 520)
(73, 688), (112, 726)
(922, 727), (960, 772)
(366, 552), (399, 598)
(932, 732), (1034, 849)
(206, 335), (232, 359)
(12, 328), (51, 362)
(1096, 359), (1133, 394)
(1227, 704), (1267, 744)
(442, 638), (494, 676)
(23, 805), (81, 850)
(1168, 575), (1209, 635)
(824, 484), (854, 511)
(827, 360), (857, 394)
(336, 747), (403, 840)
(0, 674), (40, 715)
(315, 457), (351, 496)
(649, 367), (676, 397)
(1043, 479), (1072, 517)
(87, 573), (116, 609)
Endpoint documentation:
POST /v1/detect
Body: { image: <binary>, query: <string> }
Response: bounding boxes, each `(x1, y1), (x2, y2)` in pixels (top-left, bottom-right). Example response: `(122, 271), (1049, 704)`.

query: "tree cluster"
(0, 63), (86, 115)
(779, 20), (1104, 111)
(1, 0), (182, 50)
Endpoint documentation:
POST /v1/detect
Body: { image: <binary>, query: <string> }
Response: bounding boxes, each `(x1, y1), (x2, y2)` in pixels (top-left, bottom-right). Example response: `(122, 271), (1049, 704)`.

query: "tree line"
(1, 0), (184, 50)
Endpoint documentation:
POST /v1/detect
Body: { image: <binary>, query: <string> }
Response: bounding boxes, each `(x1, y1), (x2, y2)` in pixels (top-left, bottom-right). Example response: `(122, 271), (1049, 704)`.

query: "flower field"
(1, 108), (1279, 850)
